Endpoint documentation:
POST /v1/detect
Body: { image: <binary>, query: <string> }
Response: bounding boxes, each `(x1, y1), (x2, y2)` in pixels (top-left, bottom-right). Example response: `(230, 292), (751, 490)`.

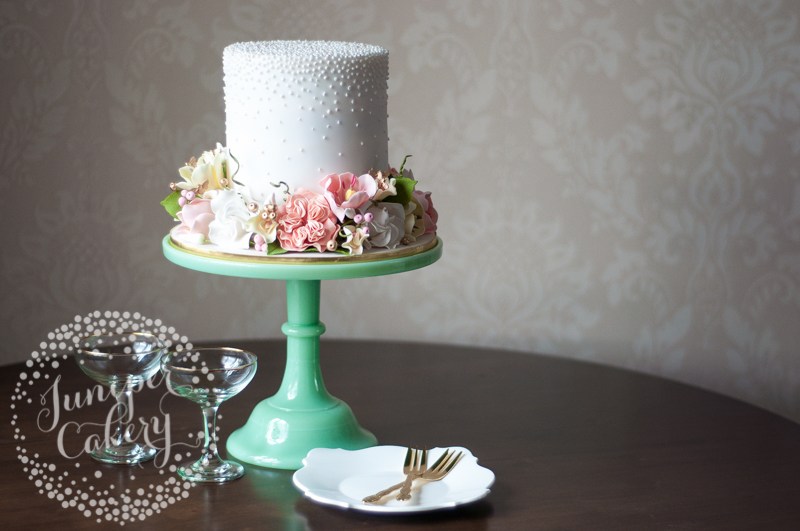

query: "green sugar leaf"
(161, 191), (182, 219)
(267, 241), (289, 255)
(384, 176), (416, 206)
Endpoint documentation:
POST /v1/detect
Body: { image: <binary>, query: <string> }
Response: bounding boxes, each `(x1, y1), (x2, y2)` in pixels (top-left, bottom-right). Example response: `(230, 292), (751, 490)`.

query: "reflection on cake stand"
(162, 233), (442, 470)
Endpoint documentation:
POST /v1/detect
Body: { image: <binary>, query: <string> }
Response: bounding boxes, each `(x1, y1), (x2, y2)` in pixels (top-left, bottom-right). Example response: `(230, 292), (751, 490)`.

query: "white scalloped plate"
(292, 446), (495, 513)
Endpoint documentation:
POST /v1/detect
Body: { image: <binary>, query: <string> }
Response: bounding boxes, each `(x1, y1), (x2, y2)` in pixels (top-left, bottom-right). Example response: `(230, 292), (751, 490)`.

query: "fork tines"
(430, 448), (464, 473)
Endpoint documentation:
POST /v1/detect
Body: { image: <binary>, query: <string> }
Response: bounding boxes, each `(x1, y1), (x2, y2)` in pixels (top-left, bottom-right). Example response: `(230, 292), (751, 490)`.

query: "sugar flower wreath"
(162, 144), (437, 256)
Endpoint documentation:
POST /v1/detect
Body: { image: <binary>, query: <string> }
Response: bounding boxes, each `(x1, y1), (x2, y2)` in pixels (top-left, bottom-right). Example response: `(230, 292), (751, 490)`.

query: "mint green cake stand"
(162, 235), (442, 470)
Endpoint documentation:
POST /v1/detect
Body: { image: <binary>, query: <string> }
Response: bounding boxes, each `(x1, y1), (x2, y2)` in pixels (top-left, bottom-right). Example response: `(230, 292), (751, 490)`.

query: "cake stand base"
(162, 236), (442, 470)
(227, 278), (376, 470)
(227, 398), (376, 470)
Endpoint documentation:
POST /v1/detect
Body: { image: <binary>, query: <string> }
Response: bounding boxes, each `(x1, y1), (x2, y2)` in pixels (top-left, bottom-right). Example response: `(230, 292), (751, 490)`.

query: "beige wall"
(2, 1), (800, 421)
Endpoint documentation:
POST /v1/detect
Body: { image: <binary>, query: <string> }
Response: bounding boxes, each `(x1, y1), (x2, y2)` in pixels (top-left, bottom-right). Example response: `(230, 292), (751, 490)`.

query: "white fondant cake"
(223, 41), (388, 200)
(164, 40), (437, 258)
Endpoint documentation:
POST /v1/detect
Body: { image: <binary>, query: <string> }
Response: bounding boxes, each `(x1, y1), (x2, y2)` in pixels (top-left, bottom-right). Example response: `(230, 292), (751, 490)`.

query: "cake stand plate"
(162, 235), (442, 470)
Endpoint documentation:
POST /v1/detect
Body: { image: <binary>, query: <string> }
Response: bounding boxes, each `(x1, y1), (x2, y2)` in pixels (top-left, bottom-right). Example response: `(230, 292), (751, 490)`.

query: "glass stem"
(199, 405), (224, 467)
(111, 385), (131, 448)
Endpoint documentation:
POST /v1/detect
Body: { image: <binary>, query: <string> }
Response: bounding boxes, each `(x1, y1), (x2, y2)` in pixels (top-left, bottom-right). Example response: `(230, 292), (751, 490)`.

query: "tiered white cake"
(223, 41), (389, 200)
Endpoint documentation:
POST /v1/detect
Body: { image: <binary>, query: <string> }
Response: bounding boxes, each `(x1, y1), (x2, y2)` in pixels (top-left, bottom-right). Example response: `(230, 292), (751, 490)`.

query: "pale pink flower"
(175, 198), (214, 239)
(413, 190), (438, 234)
(321, 172), (378, 222)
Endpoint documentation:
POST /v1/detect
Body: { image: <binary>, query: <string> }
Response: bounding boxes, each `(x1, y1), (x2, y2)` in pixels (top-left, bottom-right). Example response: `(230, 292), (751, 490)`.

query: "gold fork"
(362, 447), (425, 504)
(362, 448), (464, 504)
(398, 449), (464, 501)
(396, 448), (428, 501)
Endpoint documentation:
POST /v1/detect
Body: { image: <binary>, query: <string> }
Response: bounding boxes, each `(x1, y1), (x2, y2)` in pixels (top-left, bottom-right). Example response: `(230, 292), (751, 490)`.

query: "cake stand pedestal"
(162, 236), (442, 470)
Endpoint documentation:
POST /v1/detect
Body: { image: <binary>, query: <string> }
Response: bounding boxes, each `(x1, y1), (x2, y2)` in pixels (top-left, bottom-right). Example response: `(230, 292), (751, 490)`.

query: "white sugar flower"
(363, 202), (405, 249)
(372, 171), (397, 201)
(240, 190), (278, 245)
(208, 189), (255, 249)
(341, 225), (369, 255)
(176, 143), (233, 194)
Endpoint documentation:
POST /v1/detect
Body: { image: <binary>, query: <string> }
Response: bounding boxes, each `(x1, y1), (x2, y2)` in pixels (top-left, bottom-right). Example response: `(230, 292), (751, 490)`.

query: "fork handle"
(362, 480), (406, 503)
(396, 473), (416, 501)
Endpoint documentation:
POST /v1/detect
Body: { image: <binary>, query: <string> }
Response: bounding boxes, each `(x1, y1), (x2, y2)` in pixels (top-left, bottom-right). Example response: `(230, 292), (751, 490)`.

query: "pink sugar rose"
(277, 189), (339, 252)
(413, 190), (438, 234)
(175, 198), (214, 239)
(321, 172), (378, 222)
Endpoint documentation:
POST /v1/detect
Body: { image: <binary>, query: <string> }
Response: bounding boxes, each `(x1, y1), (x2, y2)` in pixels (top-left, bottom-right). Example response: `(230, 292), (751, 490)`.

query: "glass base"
(178, 459), (244, 483)
(90, 443), (157, 465)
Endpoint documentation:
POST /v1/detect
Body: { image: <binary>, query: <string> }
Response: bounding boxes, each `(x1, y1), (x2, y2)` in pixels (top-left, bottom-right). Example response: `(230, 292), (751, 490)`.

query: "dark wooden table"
(2, 339), (800, 530)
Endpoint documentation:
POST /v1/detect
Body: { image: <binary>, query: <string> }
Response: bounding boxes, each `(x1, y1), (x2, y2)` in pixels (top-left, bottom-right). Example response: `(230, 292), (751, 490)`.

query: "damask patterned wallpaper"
(2, 1), (799, 421)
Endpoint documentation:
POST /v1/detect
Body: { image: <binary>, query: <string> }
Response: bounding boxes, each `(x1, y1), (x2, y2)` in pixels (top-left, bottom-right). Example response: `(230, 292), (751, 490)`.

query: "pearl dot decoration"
(10, 311), (199, 525)
(223, 40), (389, 200)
